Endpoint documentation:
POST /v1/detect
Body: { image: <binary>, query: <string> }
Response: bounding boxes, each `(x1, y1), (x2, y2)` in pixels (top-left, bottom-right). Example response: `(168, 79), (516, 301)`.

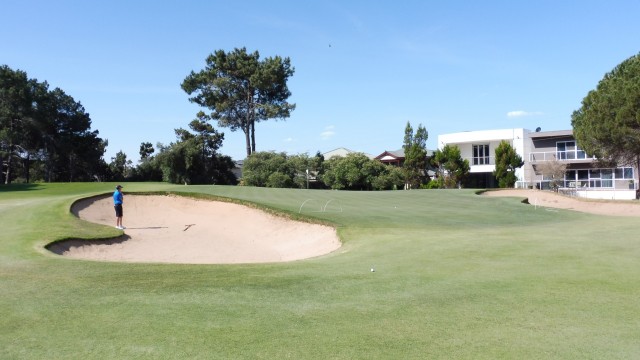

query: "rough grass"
(1, 183), (639, 359)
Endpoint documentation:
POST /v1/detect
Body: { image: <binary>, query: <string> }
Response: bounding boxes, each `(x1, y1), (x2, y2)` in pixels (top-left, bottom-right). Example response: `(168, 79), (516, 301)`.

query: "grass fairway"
(1, 183), (639, 359)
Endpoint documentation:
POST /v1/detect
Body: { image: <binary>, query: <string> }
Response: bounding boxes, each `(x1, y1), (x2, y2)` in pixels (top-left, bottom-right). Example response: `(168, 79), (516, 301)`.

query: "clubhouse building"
(437, 128), (638, 200)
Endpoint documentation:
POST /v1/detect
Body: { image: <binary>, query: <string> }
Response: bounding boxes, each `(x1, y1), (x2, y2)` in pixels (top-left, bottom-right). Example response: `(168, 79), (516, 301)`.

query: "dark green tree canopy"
(242, 151), (321, 189)
(431, 144), (470, 188)
(571, 52), (640, 174)
(109, 151), (132, 181)
(139, 142), (154, 160)
(1, 65), (107, 183)
(321, 153), (403, 190)
(243, 151), (292, 188)
(402, 121), (429, 189)
(182, 48), (296, 157)
(493, 140), (523, 188)
(153, 113), (235, 185)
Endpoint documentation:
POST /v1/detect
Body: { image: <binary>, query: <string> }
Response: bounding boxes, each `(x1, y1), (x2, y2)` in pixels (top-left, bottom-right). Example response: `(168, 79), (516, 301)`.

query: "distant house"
(527, 130), (636, 199)
(373, 149), (436, 182)
(438, 128), (638, 199)
(323, 147), (374, 160)
(374, 149), (405, 166)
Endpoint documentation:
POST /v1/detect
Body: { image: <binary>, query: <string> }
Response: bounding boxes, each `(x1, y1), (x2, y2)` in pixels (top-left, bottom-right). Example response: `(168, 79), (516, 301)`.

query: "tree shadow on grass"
(0, 183), (43, 192)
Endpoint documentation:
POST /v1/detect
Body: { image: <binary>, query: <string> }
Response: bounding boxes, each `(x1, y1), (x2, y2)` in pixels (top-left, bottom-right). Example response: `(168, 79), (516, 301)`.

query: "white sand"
(481, 189), (640, 216)
(54, 195), (341, 264)
(52, 190), (639, 264)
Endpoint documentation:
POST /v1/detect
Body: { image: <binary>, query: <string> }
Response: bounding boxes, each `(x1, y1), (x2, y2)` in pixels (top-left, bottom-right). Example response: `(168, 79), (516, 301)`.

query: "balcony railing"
(529, 150), (595, 162)
(464, 156), (495, 166)
(516, 179), (637, 191)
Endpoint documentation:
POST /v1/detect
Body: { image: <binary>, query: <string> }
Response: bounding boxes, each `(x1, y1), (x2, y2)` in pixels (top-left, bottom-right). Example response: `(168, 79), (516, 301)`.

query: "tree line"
(5, 47), (636, 188)
(0, 57), (521, 188)
(0, 65), (107, 183)
(0, 65), (237, 185)
(1, 48), (294, 185)
(240, 125), (523, 191)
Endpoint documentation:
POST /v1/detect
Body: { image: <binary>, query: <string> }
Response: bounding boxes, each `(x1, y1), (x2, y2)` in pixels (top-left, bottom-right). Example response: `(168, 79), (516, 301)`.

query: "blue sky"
(3, 0), (640, 162)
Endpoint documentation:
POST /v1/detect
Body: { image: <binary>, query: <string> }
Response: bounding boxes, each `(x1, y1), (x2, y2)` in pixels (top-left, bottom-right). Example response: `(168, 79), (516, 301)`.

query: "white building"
(438, 128), (530, 189)
(438, 128), (638, 200)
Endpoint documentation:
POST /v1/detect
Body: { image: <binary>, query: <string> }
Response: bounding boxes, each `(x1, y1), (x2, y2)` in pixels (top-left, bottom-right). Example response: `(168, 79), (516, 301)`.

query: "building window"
(588, 169), (613, 188)
(473, 144), (490, 165)
(615, 167), (634, 179)
(564, 167), (630, 188)
(557, 141), (586, 160)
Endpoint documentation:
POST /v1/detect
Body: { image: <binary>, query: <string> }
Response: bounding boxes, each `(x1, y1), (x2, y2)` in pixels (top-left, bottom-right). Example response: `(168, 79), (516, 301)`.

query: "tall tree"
(139, 142), (154, 160)
(155, 115), (235, 185)
(109, 151), (131, 181)
(0, 65), (38, 184)
(571, 52), (640, 183)
(431, 144), (470, 188)
(402, 121), (429, 189)
(1, 65), (106, 183)
(43, 88), (106, 182)
(181, 48), (296, 157)
(132, 142), (162, 182)
(493, 140), (524, 188)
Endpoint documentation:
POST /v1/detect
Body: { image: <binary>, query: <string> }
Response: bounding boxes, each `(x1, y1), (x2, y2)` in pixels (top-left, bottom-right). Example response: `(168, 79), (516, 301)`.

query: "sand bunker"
(482, 189), (640, 217)
(51, 195), (341, 264)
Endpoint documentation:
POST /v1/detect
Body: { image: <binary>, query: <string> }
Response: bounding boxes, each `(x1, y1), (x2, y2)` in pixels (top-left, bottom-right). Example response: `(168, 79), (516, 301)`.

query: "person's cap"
(116, 185), (123, 189)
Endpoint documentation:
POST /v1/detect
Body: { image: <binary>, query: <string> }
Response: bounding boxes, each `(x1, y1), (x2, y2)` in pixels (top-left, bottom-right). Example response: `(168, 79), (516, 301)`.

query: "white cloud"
(320, 125), (335, 140)
(507, 110), (544, 118)
(284, 137), (294, 143)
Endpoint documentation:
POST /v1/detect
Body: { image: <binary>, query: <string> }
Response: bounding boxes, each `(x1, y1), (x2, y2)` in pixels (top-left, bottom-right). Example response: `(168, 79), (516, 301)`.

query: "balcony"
(461, 156), (495, 166)
(529, 150), (595, 163)
(462, 156), (496, 173)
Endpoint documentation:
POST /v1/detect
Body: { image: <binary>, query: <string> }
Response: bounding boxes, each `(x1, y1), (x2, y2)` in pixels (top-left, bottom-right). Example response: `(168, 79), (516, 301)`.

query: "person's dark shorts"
(114, 204), (123, 217)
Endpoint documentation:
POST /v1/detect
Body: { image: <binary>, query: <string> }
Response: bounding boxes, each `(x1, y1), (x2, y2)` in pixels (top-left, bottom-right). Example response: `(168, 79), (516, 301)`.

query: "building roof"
(323, 147), (374, 159)
(528, 129), (574, 139)
(375, 149), (404, 161)
(375, 148), (435, 160)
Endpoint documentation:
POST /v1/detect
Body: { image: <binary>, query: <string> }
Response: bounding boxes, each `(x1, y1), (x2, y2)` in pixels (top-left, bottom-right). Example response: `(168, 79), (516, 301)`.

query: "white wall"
(438, 128), (530, 183)
(577, 189), (636, 200)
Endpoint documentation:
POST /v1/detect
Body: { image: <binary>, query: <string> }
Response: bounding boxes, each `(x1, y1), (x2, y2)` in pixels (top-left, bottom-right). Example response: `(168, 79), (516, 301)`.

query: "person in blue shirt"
(113, 185), (125, 230)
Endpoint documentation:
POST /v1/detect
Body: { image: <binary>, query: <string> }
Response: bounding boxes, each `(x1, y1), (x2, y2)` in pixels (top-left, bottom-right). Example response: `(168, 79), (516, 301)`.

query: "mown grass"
(1, 183), (639, 359)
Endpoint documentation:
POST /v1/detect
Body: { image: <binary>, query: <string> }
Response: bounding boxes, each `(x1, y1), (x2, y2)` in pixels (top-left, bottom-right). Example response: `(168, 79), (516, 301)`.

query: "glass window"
(565, 142), (576, 160)
(575, 170), (588, 188)
(557, 141), (586, 160)
(615, 167), (634, 179)
(601, 169), (613, 187)
(565, 167), (623, 189)
(556, 142), (566, 160)
(578, 170), (589, 180)
(565, 170), (576, 187)
(472, 144), (489, 165)
(557, 142), (566, 151)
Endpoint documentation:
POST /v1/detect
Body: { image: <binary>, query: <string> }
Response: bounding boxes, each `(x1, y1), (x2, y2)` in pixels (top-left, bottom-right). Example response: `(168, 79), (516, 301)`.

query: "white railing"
(515, 179), (637, 191)
(529, 151), (595, 162)
(464, 156), (496, 166)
